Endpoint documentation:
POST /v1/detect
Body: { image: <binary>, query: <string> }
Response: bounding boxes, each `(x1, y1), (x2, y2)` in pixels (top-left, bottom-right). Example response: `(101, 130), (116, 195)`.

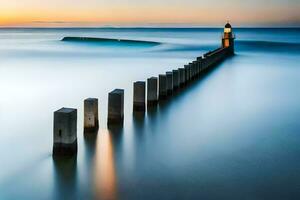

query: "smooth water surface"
(0, 28), (300, 200)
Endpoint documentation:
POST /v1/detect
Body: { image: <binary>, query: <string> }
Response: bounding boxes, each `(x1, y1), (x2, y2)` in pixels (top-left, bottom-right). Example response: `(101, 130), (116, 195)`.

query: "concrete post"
(212, 55), (215, 65)
(53, 108), (77, 156)
(133, 81), (146, 112)
(166, 72), (173, 95)
(197, 57), (203, 74)
(188, 64), (191, 81)
(172, 69), (179, 90)
(190, 63), (194, 80)
(159, 74), (167, 99)
(84, 98), (99, 132)
(202, 57), (207, 70)
(107, 89), (124, 125)
(193, 61), (198, 77)
(189, 64), (191, 81)
(184, 65), (189, 83)
(147, 77), (158, 106)
(206, 56), (211, 68)
(189, 63), (193, 79)
(179, 68), (185, 86)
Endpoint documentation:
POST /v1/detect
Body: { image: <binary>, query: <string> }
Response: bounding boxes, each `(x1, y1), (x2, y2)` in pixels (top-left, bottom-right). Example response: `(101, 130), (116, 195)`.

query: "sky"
(0, 0), (299, 27)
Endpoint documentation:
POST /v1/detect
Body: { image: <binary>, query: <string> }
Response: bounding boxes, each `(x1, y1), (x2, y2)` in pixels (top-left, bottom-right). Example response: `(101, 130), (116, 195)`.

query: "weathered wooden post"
(172, 69), (179, 90)
(107, 89), (124, 125)
(133, 81), (146, 112)
(84, 98), (99, 132)
(147, 77), (158, 106)
(166, 71), (173, 95)
(159, 74), (167, 99)
(53, 108), (77, 156)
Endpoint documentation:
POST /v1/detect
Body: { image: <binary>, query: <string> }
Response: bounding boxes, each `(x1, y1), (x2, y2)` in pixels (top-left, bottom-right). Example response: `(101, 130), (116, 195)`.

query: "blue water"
(0, 28), (300, 200)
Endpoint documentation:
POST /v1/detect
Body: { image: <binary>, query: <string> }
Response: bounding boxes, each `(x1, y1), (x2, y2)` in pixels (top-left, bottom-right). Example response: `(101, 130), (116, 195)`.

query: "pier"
(62, 36), (160, 47)
(53, 23), (235, 156)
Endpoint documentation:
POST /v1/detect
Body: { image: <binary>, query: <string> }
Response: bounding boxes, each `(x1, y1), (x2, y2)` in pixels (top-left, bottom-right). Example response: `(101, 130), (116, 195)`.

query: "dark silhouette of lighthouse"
(222, 22), (235, 54)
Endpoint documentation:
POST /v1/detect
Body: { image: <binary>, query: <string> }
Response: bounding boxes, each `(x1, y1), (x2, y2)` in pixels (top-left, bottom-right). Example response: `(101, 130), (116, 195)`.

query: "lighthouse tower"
(222, 22), (235, 54)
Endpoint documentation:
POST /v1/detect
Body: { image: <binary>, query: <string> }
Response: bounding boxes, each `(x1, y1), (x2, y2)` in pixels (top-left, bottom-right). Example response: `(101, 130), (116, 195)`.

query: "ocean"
(0, 28), (300, 199)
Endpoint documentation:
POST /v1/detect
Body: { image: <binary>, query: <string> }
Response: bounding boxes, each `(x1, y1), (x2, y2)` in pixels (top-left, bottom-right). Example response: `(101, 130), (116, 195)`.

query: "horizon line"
(0, 26), (300, 29)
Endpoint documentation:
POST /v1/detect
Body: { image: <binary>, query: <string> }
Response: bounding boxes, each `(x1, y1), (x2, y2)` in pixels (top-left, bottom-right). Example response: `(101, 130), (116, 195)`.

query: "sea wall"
(53, 44), (232, 156)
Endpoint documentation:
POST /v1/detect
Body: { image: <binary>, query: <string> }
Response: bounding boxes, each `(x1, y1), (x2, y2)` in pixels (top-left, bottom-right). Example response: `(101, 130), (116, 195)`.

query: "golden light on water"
(94, 129), (118, 200)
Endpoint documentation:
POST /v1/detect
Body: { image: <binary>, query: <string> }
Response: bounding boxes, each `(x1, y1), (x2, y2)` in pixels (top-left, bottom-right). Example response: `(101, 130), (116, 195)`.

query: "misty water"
(0, 28), (300, 199)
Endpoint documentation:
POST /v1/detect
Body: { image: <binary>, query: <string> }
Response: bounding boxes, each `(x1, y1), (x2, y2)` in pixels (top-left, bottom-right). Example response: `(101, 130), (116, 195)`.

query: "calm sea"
(0, 28), (300, 200)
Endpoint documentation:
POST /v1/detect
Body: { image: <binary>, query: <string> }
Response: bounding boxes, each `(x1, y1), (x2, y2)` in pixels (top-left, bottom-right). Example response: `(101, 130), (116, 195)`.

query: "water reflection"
(133, 112), (146, 128)
(84, 132), (98, 160)
(84, 130), (98, 199)
(132, 111), (146, 143)
(108, 125), (124, 154)
(94, 129), (118, 200)
(52, 156), (78, 200)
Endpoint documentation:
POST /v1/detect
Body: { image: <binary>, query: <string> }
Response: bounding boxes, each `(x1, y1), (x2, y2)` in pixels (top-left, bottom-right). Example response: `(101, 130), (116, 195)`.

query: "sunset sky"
(0, 0), (299, 27)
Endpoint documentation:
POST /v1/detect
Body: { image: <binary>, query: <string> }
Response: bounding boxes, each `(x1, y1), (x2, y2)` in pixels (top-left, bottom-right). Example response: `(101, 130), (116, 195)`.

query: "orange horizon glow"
(0, 1), (299, 27)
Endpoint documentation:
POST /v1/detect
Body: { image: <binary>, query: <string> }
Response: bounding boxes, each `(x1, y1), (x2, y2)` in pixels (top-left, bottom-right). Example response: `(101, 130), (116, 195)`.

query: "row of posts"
(53, 47), (230, 156)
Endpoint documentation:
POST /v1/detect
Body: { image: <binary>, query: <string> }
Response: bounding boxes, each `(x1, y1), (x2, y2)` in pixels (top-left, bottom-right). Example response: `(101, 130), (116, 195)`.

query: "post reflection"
(93, 129), (118, 200)
(52, 156), (78, 200)
(133, 111), (146, 141)
(84, 132), (98, 160)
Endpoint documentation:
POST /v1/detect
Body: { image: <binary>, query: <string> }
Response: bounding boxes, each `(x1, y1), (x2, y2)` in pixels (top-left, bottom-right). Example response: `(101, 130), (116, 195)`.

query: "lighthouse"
(222, 22), (235, 54)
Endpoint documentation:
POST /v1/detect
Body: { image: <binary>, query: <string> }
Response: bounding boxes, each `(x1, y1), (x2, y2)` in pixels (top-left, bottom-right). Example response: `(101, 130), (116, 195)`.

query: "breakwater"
(54, 23), (236, 156)
(53, 45), (233, 156)
(62, 36), (161, 46)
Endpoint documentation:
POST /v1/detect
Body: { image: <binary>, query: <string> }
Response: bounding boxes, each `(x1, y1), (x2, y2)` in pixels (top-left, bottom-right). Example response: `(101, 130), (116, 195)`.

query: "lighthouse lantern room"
(222, 22), (235, 54)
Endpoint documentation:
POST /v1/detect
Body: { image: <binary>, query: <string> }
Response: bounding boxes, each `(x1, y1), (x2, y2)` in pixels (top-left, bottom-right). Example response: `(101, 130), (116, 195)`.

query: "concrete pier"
(133, 81), (146, 112)
(166, 72), (173, 95)
(179, 68), (185, 86)
(147, 77), (158, 106)
(53, 108), (77, 156)
(159, 74), (167, 99)
(84, 98), (99, 132)
(107, 89), (124, 125)
(172, 69), (179, 90)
